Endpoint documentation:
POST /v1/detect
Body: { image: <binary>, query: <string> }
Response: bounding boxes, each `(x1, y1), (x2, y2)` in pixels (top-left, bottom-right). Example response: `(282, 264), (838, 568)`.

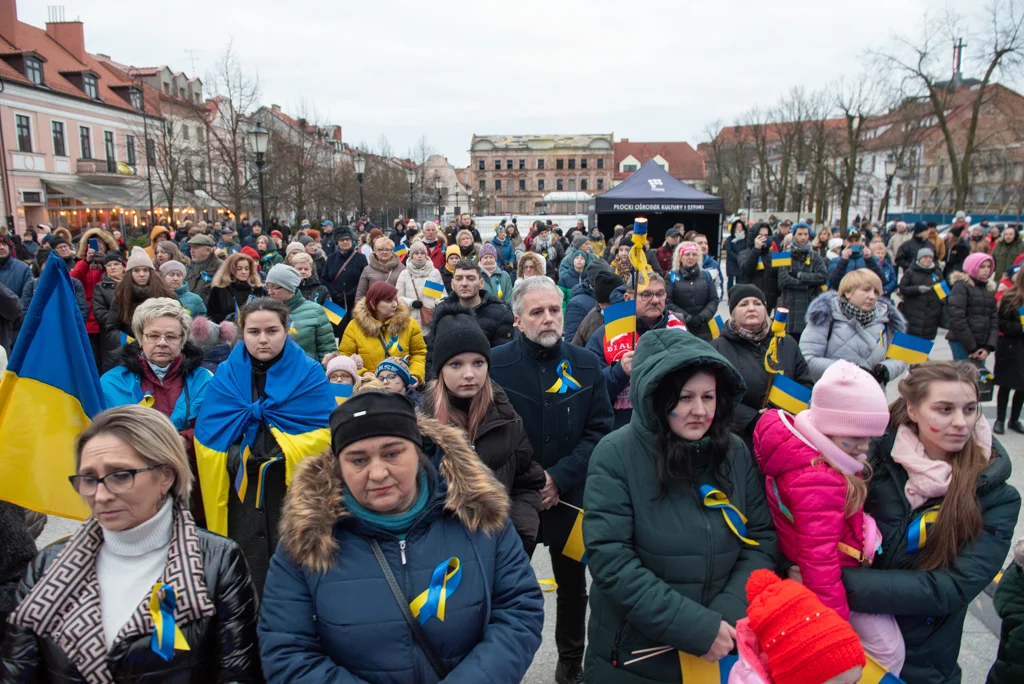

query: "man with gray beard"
(489, 276), (613, 684)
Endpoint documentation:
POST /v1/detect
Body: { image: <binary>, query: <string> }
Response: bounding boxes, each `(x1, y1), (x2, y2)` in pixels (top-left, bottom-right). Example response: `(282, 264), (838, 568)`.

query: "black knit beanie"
(593, 270), (625, 304)
(330, 391), (421, 455)
(430, 306), (491, 374)
(728, 284), (767, 312)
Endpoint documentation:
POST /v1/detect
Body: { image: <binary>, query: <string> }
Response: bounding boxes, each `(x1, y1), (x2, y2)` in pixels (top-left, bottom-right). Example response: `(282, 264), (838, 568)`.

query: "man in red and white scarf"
(583, 273), (687, 428)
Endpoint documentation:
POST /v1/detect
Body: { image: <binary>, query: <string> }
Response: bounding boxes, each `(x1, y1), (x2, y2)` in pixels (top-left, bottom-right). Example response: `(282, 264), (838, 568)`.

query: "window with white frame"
(15, 114), (31, 152)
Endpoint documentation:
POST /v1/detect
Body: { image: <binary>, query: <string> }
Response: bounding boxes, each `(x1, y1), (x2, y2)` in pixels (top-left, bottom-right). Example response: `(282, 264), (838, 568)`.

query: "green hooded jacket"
(988, 555), (1024, 684)
(583, 329), (778, 683)
(285, 291), (335, 361)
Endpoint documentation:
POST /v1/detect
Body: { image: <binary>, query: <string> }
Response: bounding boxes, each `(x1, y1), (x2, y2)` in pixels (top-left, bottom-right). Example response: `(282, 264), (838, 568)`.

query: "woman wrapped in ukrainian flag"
(194, 297), (335, 596)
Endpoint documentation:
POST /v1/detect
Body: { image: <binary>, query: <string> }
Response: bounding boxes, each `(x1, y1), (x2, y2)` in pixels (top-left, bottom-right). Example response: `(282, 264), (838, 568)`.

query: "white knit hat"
(125, 246), (154, 271)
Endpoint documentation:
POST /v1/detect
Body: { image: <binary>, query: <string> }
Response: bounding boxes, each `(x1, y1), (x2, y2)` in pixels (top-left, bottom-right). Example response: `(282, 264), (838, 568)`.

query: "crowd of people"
(0, 210), (1022, 684)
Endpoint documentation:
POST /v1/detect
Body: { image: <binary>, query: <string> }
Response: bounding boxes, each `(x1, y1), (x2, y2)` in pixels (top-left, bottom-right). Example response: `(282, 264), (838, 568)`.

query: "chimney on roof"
(271, 104), (281, 113)
(0, 0), (17, 44)
(46, 12), (86, 63)
(621, 138), (628, 143)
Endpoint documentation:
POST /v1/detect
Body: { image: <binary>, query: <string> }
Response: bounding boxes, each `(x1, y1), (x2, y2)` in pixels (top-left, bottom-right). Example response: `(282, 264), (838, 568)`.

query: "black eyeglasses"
(68, 465), (164, 496)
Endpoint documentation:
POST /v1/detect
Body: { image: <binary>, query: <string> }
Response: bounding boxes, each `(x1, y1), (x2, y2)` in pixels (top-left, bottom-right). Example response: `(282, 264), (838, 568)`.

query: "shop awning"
(45, 180), (145, 209)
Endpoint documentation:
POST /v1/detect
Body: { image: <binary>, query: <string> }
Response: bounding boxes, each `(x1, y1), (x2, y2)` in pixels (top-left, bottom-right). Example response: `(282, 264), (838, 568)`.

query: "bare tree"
(266, 101), (332, 222)
(203, 42), (261, 221)
(873, 0), (1024, 211)
(139, 97), (206, 230)
(827, 75), (885, 232)
(701, 120), (756, 215)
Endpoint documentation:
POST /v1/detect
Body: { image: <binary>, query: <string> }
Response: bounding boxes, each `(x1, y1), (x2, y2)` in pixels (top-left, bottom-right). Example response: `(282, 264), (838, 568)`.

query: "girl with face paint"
(753, 360), (905, 675)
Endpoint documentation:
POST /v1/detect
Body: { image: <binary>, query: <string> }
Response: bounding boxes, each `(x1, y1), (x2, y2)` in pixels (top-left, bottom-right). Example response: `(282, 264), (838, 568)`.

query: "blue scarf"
(194, 339), (334, 535)
(343, 470), (430, 540)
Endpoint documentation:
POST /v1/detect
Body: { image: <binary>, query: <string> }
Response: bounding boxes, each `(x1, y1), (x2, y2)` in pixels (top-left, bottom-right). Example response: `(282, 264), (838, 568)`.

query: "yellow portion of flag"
(0, 375), (90, 519)
(562, 508), (586, 562)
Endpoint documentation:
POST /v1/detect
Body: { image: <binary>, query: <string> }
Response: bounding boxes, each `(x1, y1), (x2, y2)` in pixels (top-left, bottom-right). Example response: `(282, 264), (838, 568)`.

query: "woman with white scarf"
(395, 240), (443, 333)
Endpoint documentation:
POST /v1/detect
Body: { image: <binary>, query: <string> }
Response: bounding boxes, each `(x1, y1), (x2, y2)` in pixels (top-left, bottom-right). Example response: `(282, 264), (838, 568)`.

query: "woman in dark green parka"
(583, 329), (777, 683)
(988, 539), (1024, 684)
(842, 361), (1020, 684)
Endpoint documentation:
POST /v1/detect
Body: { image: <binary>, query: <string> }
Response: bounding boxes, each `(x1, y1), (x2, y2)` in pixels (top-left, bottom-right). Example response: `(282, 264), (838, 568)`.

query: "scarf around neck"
(839, 297), (877, 327)
(370, 255), (398, 273)
(405, 257), (435, 278)
(732, 320), (770, 343)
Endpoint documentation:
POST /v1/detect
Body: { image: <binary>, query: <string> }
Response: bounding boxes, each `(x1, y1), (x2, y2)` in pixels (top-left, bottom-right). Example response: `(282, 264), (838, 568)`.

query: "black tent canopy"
(589, 160), (723, 247)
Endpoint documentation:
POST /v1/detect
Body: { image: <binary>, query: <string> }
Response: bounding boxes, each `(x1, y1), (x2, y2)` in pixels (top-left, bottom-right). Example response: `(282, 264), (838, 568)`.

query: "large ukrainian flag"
(0, 253), (103, 519)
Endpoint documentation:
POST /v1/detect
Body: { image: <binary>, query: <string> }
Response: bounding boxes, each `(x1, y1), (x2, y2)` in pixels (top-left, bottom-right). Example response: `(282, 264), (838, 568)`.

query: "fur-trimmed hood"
(806, 290), (906, 331)
(950, 269), (997, 292)
(115, 340), (206, 376)
(517, 251), (545, 279)
(75, 228), (119, 259)
(351, 297), (412, 338)
(279, 415), (510, 573)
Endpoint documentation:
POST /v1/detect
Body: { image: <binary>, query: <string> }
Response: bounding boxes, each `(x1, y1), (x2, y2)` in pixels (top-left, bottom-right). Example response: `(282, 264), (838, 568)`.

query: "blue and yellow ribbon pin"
(385, 334), (404, 355)
(149, 583), (189, 661)
(139, 392), (155, 408)
(410, 557), (462, 624)
(546, 360), (582, 394)
(907, 505), (940, 553)
(700, 485), (759, 546)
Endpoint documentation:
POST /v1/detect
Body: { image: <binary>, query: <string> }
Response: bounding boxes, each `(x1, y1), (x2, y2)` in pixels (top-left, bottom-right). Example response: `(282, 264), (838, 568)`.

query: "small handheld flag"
(287, 317), (298, 335)
(771, 251), (792, 268)
(771, 308), (788, 336)
(708, 315), (725, 340)
(860, 653), (907, 683)
(886, 331), (933, 364)
(1018, 306), (1024, 326)
(767, 375), (812, 414)
(331, 383), (353, 405)
(756, 257), (765, 271)
(632, 217), (648, 244)
(933, 281), (951, 300)
(120, 332), (135, 346)
(422, 280), (445, 299)
(603, 300), (637, 341)
(678, 653), (737, 684)
(393, 243), (408, 259)
(322, 300), (347, 325)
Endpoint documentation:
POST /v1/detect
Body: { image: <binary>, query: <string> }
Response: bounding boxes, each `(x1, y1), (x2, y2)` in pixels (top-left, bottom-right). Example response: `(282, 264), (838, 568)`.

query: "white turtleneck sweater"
(96, 498), (173, 649)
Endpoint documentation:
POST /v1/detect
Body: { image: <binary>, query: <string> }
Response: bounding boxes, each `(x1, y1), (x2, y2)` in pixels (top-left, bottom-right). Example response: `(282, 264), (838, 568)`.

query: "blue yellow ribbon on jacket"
(906, 505), (940, 553)
(382, 334), (404, 356)
(700, 484), (759, 546)
(149, 583), (189, 661)
(763, 309), (788, 375)
(546, 360), (582, 394)
(193, 340), (334, 536)
(410, 557), (462, 624)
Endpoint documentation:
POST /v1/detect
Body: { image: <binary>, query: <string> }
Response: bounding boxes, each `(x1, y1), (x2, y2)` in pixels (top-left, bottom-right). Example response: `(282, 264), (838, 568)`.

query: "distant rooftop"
(471, 133), (614, 151)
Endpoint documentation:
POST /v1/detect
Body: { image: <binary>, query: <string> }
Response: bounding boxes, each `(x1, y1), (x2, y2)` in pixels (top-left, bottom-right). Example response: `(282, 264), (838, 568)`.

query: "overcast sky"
(22, 0), (1018, 167)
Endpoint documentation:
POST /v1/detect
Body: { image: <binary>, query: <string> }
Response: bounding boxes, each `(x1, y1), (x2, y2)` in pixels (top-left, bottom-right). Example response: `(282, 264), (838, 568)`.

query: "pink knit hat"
(326, 353), (359, 382)
(963, 252), (994, 281)
(805, 360), (890, 437)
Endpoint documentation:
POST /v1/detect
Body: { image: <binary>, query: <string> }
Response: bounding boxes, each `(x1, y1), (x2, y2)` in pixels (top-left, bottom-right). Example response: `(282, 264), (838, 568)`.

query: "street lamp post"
(406, 168), (416, 220)
(795, 170), (807, 223)
(883, 156), (898, 228)
(434, 174), (443, 224)
(246, 122), (270, 227)
(746, 178), (756, 221)
(354, 154), (366, 219)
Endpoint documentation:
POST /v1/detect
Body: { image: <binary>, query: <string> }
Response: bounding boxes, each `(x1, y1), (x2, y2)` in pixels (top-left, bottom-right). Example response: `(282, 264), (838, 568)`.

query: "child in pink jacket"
(753, 360), (905, 675)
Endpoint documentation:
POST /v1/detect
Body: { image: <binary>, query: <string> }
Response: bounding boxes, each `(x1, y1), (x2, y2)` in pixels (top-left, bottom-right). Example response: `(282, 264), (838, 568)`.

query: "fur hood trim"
(351, 298), (411, 338)
(75, 228), (119, 258)
(53, 227), (73, 244)
(806, 290), (907, 331)
(950, 270), (996, 292)
(517, 252), (546, 279)
(279, 415), (510, 573)
(115, 341), (206, 376)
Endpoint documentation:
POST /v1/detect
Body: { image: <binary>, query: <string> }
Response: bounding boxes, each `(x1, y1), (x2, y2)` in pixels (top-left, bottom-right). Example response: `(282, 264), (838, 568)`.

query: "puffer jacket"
(752, 409), (874, 619)
(70, 228), (119, 334)
(775, 248), (828, 335)
(354, 257), (405, 303)
(480, 267), (513, 304)
(826, 251), (884, 290)
(338, 299), (427, 383)
(993, 237), (1024, 278)
(799, 291), (908, 382)
(206, 281), (265, 324)
(995, 297), (1024, 391)
(666, 265), (719, 340)
(1, 506), (262, 683)
(396, 263), (443, 328)
(420, 385), (545, 554)
(20, 274), (88, 323)
(945, 271), (998, 354)
(90, 275), (120, 371)
(843, 429), (1020, 684)
(173, 284), (207, 317)
(426, 290), (514, 364)
(563, 281), (596, 343)
(298, 272), (330, 306)
(987, 544), (1024, 684)
(321, 247), (368, 312)
(898, 264), (945, 340)
(257, 417), (544, 684)
(284, 290), (335, 361)
(583, 330), (777, 684)
(710, 323), (812, 450)
(738, 243), (780, 311)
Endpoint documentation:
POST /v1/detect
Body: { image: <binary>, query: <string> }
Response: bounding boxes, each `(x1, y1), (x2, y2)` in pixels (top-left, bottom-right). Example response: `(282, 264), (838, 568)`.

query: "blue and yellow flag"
(933, 281), (951, 300)
(771, 251), (792, 268)
(332, 383), (353, 405)
(194, 340), (334, 535)
(603, 300), (637, 340)
(860, 653), (907, 683)
(679, 653), (737, 684)
(886, 331), (933, 364)
(393, 243), (408, 259)
(0, 253), (102, 519)
(629, 218), (651, 291)
(562, 506), (587, 564)
(422, 280), (445, 299)
(708, 315), (725, 340)
(767, 374), (812, 414)
(120, 331), (135, 346)
(1018, 306), (1024, 326)
(322, 300), (347, 325)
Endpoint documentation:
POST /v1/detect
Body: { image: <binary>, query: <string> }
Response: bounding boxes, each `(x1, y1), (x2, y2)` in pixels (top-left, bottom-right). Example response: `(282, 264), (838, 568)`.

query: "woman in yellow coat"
(338, 281), (427, 385)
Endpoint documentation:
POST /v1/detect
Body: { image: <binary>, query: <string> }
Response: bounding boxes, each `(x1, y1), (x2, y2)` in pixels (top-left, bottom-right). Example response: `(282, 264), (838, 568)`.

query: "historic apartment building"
(468, 133), (615, 215)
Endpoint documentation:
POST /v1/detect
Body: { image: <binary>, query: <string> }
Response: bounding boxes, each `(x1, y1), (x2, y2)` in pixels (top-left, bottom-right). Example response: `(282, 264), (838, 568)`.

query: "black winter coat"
(944, 235), (971, 278)
(1, 509), (262, 683)
(896, 236), (933, 273)
(738, 244), (779, 310)
(711, 324), (812, 450)
(0, 281), (19, 356)
(425, 290), (515, 376)
(995, 296), (1024, 391)
(898, 265), (945, 341)
(776, 248), (828, 335)
(206, 281), (266, 324)
(843, 430), (1020, 684)
(945, 272), (998, 353)
(298, 273), (330, 306)
(320, 247), (367, 312)
(421, 385), (545, 554)
(987, 553), (1024, 684)
(666, 266), (719, 340)
(0, 503), (35, 635)
(489, 336), (614, 519)
(90, 275), (120, 372)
